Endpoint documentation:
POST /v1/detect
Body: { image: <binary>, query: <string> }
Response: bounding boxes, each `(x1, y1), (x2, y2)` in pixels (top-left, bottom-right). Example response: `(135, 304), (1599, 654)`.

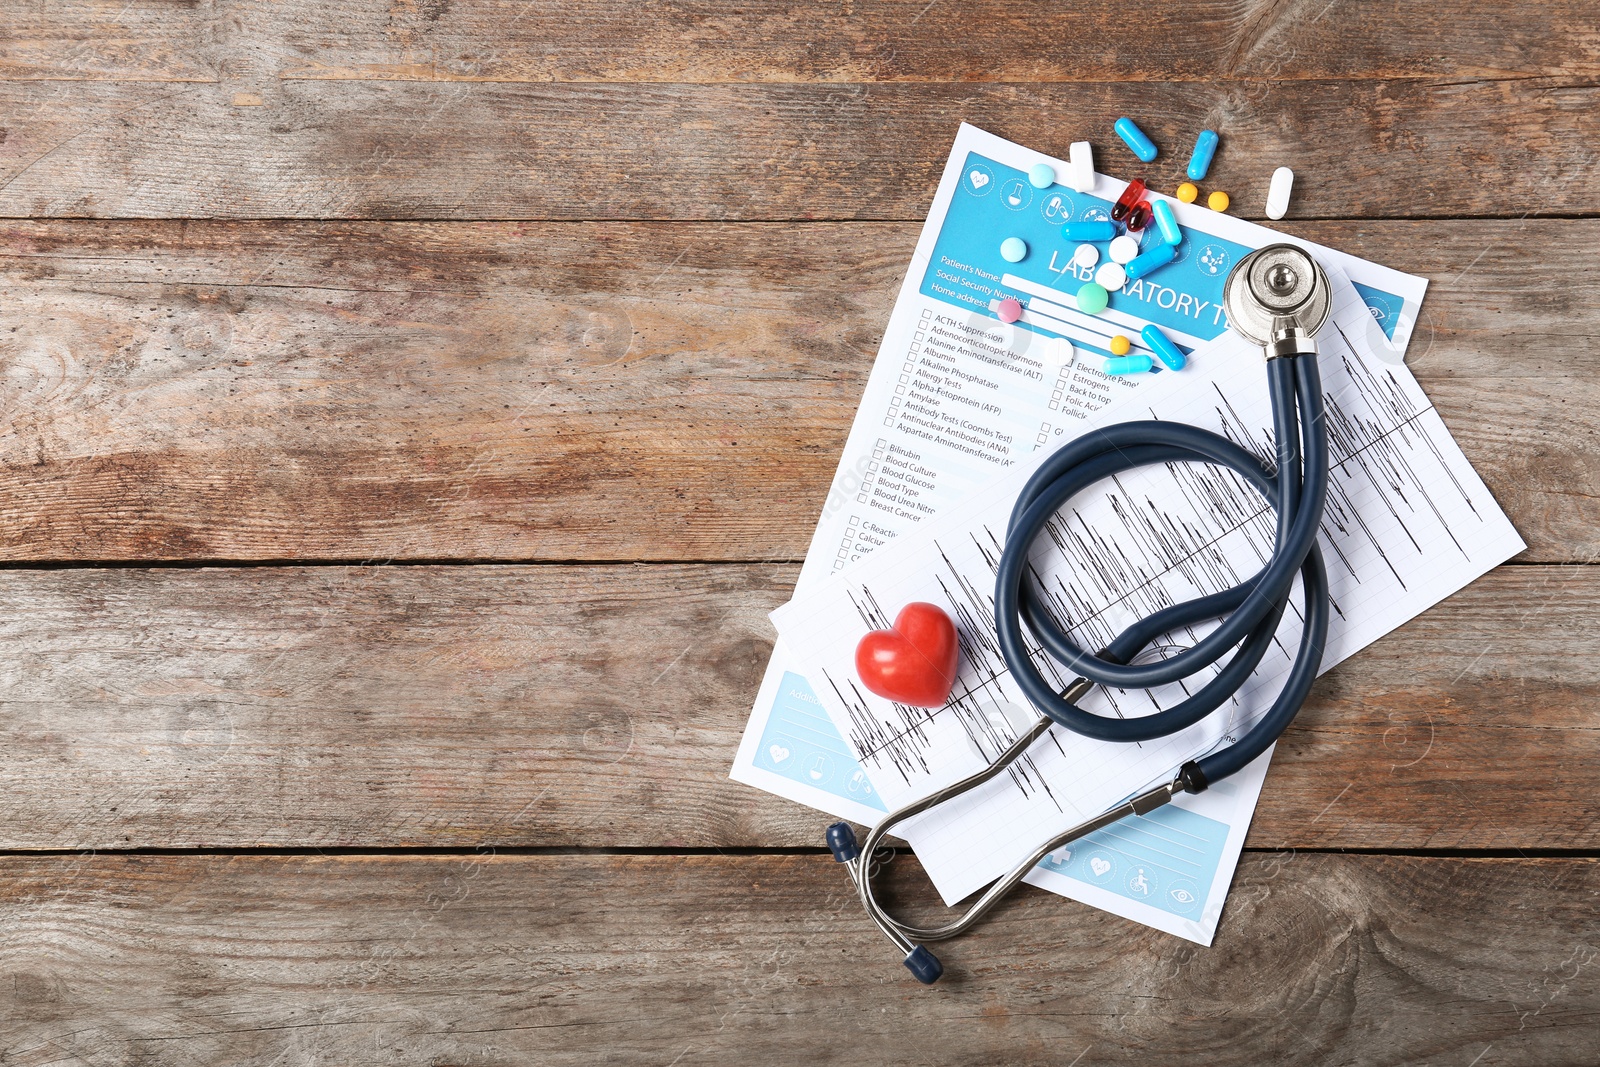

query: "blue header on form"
(922, 152), (1403, 343)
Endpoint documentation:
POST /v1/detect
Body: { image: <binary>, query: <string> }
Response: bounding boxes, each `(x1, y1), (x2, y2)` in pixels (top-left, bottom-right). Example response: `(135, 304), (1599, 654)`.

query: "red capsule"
(1125, 200), (1153, 233)
(1110, 178), (1147, 222)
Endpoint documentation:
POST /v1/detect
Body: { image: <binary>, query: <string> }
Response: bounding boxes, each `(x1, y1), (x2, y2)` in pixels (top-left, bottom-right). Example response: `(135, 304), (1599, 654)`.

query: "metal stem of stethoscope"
(826, 244), (1335, 985)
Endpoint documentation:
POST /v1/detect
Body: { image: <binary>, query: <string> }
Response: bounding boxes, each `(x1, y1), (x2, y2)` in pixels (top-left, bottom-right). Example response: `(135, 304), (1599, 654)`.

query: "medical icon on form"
(808, 755), (833, 783)
(966, 165), (994, 196)
(1128, 867), (1153, 897)
(1000, 178), (1031, 211)
(1166, 880), (1201, 915)
(1197, 243), (1230, 277)
(847, 769), (873, 797)
(1041, 191), (1074, 223)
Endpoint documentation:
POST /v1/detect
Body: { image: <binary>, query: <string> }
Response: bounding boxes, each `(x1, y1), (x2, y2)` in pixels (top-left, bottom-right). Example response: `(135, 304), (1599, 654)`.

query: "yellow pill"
(1176, 182), (1199, 204)
(1109, 334), (1131, 356)
(1208, 189), (1230, 212)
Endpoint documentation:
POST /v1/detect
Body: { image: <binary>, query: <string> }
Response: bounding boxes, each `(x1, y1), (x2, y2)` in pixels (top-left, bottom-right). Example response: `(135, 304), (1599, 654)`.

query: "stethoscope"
(826, 244), (1334, 984)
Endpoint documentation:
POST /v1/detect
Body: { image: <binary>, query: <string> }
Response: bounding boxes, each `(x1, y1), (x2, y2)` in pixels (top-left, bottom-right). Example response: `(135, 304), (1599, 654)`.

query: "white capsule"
(1266, 166), (1294, 220)
(1094, 262), (1127, 291)
(1068, 141), (1095, 194)
(1109, 234), (1140, 264)
(1073, 243), (1099, 269)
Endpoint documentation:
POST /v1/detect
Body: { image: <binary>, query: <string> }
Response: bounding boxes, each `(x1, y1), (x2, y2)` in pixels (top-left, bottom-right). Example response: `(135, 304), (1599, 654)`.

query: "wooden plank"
(0, 563), (1595, 851)
(0, 219), (1592, 563)
(1, 79), (1595, 219)
(0, 852), (1594, 1064)
(5, 1), (1596, 84)
(0, 2), (219, 83)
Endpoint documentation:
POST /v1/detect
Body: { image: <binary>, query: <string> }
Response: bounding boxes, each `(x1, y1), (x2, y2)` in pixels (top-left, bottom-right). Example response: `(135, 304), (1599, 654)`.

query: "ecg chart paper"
(771, 276), (1525, 940)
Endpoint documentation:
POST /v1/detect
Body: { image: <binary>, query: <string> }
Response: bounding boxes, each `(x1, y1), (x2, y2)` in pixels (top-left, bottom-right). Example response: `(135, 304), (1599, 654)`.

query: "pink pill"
(997, 297), (1023, 323)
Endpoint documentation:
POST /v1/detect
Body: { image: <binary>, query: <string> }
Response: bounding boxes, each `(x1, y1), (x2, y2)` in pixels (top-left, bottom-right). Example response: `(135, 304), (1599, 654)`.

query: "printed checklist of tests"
(732, 123), (1520, 942)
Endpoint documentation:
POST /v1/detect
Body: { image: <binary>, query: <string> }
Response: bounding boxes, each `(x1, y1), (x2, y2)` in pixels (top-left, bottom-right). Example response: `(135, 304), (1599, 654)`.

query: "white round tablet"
(1095, 262), (1127, 290)
(1073, 243), (1099, 269)
(1109, 235), (1140, 264)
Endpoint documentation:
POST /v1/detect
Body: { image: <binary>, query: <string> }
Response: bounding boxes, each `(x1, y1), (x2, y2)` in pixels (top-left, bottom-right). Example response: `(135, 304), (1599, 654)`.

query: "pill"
(1113, 117), (1158, 163)
(1000, 237), (1028, 262)
(1109, 334), (1131, 356)
(997, 297), (1023, 323)
(1062, 220), (1116, 242)
(1125, 242), (1177, 280)
(1103, 354), (1153, 375)
(1266, 166), (1294, 220)
(1068, 141), (1095, 193)
(1187, 130), (1219, 181)
(1208, 189), (1230, 212)
(1095, 262), (1126, 290)
(1054, 336), (1076, 368)
(1111, 178), (1147, 222)
(1176, 182), (1199, 203)
(1141, 324), (1187, 371)
(1028, 162), (1056, 189)
(1076, 282), (1109, 315)
(1152, 200), (1182, 245)
(1073, 243), (1100, 269)
(1126, 200), (1152, 233)
(1109, 235), (1140, 264)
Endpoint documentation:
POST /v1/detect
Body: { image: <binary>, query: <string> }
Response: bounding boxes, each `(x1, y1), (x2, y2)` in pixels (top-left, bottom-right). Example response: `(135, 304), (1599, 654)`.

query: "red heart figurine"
(854, 602), (960, 708)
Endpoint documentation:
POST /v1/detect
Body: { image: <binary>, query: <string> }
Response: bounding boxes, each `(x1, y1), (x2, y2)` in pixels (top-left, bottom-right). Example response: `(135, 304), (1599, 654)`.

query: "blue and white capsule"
(1114, 117), (1158, 163)
(1125, 242), (1177, 280)
(1141, 324), (1187, 371)
(1187, 130), (1219, 181)
(1152, 200), (1182, 246)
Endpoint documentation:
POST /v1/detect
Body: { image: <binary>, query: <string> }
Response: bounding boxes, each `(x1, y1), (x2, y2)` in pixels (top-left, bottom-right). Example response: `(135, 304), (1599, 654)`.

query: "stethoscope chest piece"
(1223, 243), (1331, 359)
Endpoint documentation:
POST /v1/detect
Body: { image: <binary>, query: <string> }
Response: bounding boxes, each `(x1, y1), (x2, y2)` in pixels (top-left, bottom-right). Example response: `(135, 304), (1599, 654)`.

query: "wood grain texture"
(0, 219), (1593, 562)
(0, 852), (1595, 1065)
(5, 1), (1597, 84)
(1, 78), (1596, 219)
(0, 563), (1593, 851)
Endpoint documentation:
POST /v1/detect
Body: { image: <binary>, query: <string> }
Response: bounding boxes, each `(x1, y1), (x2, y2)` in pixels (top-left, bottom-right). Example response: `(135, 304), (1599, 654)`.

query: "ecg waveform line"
(831, 328), (1498, 795)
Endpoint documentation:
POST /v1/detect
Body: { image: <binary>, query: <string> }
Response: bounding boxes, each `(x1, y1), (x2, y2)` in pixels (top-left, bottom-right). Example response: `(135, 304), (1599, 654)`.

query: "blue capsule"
(1114, 117), (1158, 163)
(1141, 324), (1187, 371)
(1152, 200), (1182, 246)
(1103, 354), (1153, 375)
(1062, 220), (1117, 242)
(1187, 130), (1219, 181)
(1125, 242), (1177, 280)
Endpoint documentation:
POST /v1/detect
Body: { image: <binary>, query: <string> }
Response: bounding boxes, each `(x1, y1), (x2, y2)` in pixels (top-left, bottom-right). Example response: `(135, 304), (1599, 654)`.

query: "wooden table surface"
(1, 3), (1598, 1063)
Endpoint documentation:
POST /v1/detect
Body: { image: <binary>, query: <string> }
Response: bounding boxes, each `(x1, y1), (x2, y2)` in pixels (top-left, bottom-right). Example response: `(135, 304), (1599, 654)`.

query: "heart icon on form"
(1089, 857), (1112, 877)
(768, 744), (790, 764)
(969, 169), (989, 189)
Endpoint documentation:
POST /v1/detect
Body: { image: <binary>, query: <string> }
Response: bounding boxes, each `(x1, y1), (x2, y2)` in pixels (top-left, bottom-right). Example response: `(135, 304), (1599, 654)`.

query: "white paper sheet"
(731, 122), (1437, 938)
